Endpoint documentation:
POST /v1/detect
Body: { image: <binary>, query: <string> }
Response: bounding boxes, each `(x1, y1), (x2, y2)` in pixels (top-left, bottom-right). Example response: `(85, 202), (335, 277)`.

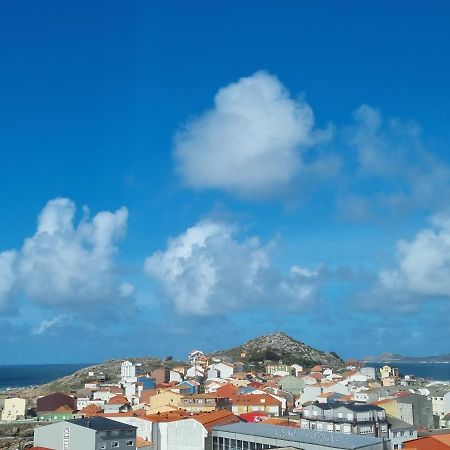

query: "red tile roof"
(240, 412), (269, 422)
(107, 395), (129, 405)
(81, 404), (103, 416)
(215, 384), (239, 398)
(193, 410), (241, 431)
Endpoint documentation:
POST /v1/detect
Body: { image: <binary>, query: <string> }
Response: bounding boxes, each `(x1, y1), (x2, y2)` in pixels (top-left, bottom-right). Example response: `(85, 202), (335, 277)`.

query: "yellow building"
(143, 390), (184, 414)
(1, 397), (27, 421)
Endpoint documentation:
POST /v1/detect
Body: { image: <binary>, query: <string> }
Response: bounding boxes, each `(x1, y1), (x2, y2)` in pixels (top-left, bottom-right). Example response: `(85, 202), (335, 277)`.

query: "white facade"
(1, 397), (27, 421)
(207, 368), (220, 380)
(209, 362), (234, 379)
(169, 370), (183, 383)
(76, 397), (90, 410)
(188, 350), (205, 364)
(111, 416), (152, 442)
(93, 390), (116, 402)
(186, 365), (205, 378)
(152, 418), (207, 450)
(121, 360), (138, 383)
(124, 383), (137, 403)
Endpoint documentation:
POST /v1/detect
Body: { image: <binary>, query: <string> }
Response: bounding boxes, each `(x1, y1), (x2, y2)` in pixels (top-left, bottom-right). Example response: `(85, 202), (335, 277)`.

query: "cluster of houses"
(2, 353), (450, 450)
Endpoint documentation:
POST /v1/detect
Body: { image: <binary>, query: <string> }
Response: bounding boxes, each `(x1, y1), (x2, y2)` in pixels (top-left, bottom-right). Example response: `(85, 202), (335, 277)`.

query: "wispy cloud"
(32, 314), (71, 336)
(339, 105), (450, 220)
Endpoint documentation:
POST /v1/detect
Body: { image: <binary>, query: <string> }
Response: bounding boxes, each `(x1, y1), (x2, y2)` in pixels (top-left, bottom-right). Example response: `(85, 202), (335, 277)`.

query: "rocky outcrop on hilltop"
(211, 331), (344, 369)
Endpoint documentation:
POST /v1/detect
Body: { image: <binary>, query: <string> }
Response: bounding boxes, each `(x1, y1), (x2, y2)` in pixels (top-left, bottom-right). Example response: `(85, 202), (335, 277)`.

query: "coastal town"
(0, 333), (449, 450)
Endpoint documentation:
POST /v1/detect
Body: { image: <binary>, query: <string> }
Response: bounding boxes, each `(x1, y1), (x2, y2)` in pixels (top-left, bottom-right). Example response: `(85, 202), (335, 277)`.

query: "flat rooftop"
(67, 416), (137, 432)
(212, 423), (388, 450)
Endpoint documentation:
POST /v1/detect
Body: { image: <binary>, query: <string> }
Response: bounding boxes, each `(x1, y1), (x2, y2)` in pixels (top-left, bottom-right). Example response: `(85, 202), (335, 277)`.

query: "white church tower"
(121, 360), (137, 384)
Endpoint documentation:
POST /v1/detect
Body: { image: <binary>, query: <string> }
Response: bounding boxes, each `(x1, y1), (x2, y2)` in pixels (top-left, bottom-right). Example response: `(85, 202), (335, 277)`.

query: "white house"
(1, 398), (27, 421)
(169, 370), (183, 383)
(76, 397), (90, 410)
(186, 365), (205, 378)
(208, 362), (234, 379)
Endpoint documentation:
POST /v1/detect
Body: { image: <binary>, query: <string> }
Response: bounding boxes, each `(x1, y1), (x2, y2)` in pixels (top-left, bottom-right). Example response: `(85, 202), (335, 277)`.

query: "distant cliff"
(363, 352), (450, 363)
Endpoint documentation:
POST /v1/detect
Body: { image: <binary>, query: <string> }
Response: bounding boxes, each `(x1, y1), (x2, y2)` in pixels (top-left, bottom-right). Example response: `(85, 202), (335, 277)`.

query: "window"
(409, 430), (414, 436)
(111, 443), (119, 448)
(99, 445), (106, 450)
(126, 429), (133, 434)
(126, 441), (133, 447)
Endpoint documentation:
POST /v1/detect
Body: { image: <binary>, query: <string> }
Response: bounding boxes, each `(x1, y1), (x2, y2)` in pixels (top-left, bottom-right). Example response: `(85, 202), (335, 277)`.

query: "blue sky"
(1, 1), (450, 363)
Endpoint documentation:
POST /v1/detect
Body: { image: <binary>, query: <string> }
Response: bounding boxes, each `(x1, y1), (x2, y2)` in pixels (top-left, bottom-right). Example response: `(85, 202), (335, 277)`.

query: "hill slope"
(40, 357), (186, 393)
(211, 332), (344, 369)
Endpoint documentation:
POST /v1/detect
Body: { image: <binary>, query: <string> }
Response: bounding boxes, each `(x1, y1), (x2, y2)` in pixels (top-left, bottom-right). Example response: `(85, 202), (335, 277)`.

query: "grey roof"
(427, 386), (450, 396)
(67, 416), (137, 432)
(313, 402), (384, 412)
(386, 414), (415, 431)
(212, 423), (387, 450)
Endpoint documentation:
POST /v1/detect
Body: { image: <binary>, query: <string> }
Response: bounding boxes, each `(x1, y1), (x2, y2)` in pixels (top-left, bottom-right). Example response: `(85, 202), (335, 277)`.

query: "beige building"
(179, 394), (232, 413)
(143, 391), (184, 414)
(1, 397), (27, 421)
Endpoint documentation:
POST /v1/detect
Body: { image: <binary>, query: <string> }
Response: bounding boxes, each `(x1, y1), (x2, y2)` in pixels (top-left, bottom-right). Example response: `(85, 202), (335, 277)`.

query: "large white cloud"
(360, 211), (450, 312)
(0, 198), (132, 310)
(379, 211), (450, 298)
(174, 71), (328, 199)
(144, 220), (321, 315)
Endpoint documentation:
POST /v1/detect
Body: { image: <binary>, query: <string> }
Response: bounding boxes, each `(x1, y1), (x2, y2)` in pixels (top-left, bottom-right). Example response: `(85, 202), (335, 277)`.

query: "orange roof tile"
(54, 405), (73, 413)
(145, 410), (190, 423)
(263, 418), (299, 427)
(192, 410), (241, 431)
(136, 437), (152, 448)
(107, 395), (129, 405)
(215, 384), (239, 398)
(81, 404), (103, 416)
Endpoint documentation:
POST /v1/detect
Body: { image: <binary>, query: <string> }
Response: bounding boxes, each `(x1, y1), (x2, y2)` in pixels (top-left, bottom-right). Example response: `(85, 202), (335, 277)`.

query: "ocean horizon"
(365, 362), (450, 381)
(0, 361), (449, 390)
(0, 363), (95, 390)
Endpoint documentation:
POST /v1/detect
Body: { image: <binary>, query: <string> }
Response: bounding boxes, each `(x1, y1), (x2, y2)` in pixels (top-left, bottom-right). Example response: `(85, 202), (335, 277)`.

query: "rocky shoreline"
(0, 423), (38, 450)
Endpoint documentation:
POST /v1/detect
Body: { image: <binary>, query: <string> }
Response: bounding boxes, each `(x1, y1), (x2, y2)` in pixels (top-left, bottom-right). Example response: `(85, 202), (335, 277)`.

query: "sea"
(0, 362), (449, 390)
(365, 362), (450, 381)
(0, 363), (93, 390)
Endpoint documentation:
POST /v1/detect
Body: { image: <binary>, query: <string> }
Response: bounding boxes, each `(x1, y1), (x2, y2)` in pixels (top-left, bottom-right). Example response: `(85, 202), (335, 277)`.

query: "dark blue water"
(0, 363), (93, 390)
(366, 362), (450, 381)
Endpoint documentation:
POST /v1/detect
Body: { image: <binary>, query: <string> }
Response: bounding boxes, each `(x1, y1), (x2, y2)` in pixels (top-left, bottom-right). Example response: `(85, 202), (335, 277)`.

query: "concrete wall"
(152, 419), (207, 450)
(34, 421), (95, 450)
(34, 420), (137, 450)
